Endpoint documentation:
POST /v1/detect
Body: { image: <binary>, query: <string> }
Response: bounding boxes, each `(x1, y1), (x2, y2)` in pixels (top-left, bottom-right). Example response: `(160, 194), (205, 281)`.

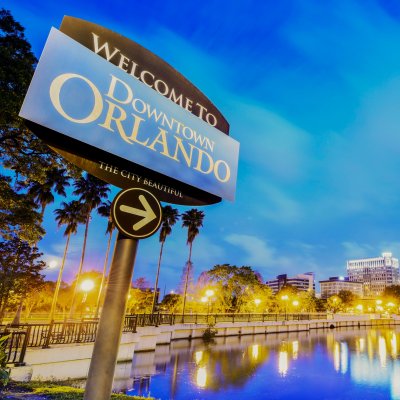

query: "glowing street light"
(281, 294), (289, 319)
(202, 289), (215, 318)
(81, 279), (95, 303)
(205, 289), (215, 298)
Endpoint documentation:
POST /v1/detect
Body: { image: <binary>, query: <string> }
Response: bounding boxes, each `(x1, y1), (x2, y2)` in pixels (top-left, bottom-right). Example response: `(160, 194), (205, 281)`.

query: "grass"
(3, 381), (154, 399)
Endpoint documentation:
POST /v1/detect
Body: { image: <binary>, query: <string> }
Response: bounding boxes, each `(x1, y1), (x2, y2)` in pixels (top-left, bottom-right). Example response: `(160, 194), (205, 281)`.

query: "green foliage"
(181, 208), (204, 245)
(383, 285), (400, 301)
(202, 323), (217, 342)
(7, 381), (152, 399)
(0, 175), (44, 243)
(327, 295), (343, 313)
(159, 205), (180, 243)
(0, 237), (45, 322)
(338, 290), (357, 307)
(207, 264), (273, 313)
(160, 293), (182, 313)
(0, 8), (68, 181)
(0, 334), (10, 387)
(127, 287), (154, 314)
(0, 9), (77, 244)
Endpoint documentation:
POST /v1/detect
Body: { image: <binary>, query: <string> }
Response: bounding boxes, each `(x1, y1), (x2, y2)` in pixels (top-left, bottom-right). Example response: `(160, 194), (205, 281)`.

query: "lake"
(124, 327), (400, 400)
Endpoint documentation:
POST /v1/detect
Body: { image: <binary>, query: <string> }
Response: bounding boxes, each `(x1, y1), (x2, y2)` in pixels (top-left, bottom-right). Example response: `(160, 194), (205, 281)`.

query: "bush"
(202, 323), (217, 342)
(0, 334), (11, 387)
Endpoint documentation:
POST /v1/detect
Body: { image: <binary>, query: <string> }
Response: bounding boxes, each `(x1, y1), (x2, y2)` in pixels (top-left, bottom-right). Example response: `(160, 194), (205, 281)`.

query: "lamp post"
(202, 289), (215, 321)
(80, 279), (95, 319)
(281, 295), (289, 320)
(254, 298), (261, 313)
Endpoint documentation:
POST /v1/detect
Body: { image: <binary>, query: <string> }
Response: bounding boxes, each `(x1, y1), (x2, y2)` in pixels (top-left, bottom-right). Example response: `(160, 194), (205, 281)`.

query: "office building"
(319, 276), (363, 299)
(347, 252), (399, 297)
(266, 272), (315, 294)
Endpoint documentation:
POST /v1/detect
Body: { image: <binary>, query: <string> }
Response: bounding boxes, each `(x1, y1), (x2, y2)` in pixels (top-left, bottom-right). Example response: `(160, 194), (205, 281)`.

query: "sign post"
(85, 187), (162, 400)
(84, 233), (138, 400)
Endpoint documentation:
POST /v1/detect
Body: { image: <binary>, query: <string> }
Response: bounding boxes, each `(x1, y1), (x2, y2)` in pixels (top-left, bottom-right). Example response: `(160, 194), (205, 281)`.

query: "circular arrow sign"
(111, 188), (162, 239)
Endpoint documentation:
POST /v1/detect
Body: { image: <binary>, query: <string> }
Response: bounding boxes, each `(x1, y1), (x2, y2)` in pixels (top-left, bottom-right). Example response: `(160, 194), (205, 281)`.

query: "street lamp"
(203, 289), (215, 321)
(80, 279), (95, 318)
(281, 295), (289, 320)
(292, 300), (299, 311)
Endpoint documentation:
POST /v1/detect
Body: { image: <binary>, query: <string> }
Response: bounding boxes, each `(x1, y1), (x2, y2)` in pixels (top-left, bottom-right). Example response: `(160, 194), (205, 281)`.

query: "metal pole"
(84, 233), (138, 400)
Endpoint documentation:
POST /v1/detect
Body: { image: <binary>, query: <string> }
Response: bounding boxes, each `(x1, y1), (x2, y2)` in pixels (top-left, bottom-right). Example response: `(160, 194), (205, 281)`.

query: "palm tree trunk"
(182, 242), (193, 317)
(94, 229), (113, 318)
(49, 233), (70, 322)
(152, 240), (165, 313)
(11, 299), (23, 325)
(69, 214), (90, 319)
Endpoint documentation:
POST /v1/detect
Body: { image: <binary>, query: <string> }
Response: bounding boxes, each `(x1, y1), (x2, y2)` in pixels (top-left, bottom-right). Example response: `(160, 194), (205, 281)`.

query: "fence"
(0, 326), (30, 366)
(0, 313), (328, 364)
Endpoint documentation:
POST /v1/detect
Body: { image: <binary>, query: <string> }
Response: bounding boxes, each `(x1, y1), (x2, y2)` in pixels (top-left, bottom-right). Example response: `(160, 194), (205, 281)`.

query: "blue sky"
(5, 0), (400, 293)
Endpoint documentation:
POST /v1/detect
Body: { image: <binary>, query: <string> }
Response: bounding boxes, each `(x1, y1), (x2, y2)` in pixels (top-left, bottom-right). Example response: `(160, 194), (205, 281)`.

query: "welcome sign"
(60, 16), (230, 135)
(20, 28), (239, 203)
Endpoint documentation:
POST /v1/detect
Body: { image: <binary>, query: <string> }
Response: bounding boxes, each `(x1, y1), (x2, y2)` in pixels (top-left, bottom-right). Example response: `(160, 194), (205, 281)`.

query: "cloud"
(342, 242), (375, 259)
(224, 234), (275, 267)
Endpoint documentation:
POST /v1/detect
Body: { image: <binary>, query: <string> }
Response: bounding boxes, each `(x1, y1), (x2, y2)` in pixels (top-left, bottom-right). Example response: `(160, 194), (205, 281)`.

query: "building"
(319, 276), (363, 299)
(266, 272), (315, 294)
(347, 252), (400, 297)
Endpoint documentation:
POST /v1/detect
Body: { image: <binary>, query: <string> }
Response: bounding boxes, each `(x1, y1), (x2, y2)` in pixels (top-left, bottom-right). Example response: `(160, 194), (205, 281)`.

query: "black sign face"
(111, 188), (162, 239)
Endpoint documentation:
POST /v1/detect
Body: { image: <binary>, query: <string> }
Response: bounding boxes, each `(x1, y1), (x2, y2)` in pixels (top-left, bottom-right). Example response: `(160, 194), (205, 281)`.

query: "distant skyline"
(4, 0), (400, 292)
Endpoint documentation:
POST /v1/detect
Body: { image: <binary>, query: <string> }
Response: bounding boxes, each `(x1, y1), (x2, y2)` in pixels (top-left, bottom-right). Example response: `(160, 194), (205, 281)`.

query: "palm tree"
(68, 173), (110, 318)
(28, 168), (70, 219)
(181, 209), (205, 316)
(49, 200), (86, 321)
(94, 200), (115, 317)
(152, 206), (180, 313)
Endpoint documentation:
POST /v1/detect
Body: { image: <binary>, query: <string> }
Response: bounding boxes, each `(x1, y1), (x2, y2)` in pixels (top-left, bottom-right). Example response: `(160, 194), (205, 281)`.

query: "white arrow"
(119, 195), (157, 231)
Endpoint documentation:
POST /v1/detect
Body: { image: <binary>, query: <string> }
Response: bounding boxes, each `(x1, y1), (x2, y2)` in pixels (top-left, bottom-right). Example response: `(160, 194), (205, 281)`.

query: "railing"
(0, 326), (30, 366)
(1, 313), (328, 351)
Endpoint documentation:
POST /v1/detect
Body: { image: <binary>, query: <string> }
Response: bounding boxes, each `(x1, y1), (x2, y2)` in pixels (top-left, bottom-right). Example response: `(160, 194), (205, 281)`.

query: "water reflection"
(125, 327), (400, 399)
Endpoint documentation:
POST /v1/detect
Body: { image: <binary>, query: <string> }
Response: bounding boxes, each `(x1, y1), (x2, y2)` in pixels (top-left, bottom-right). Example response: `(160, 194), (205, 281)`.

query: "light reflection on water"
(125, 327), (400, 400)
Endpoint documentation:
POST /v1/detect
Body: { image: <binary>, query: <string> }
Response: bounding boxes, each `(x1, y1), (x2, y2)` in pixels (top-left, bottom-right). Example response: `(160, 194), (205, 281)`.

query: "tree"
(26, 167), (70, 219)
(68, 174), (110, 317)
(327, 295), (343, 313)
(338, 290), (357, 310)
(181, 208), (204, 314)
(383, 285), (400, 301)
(0, 175), (44, 244)
(24, 281), (55, 318)
(126, 287), (153, 314)
(297, 291), (319, 313)
(0, 237), (45, 323)
(95, 200), (115, 317)
(0, 8), (66, 181)
(207, 264), (273, 313)
(152, 205), (180, 313)
(160, 293), (182, 314)
(50, 200), (86, 320)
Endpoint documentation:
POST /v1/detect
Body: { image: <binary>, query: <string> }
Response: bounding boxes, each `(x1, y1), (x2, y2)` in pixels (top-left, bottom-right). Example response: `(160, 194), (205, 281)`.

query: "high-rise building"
(266, 272), (315, 294)
(319, 276), (363, 299)
(346, 252), (399, 297)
